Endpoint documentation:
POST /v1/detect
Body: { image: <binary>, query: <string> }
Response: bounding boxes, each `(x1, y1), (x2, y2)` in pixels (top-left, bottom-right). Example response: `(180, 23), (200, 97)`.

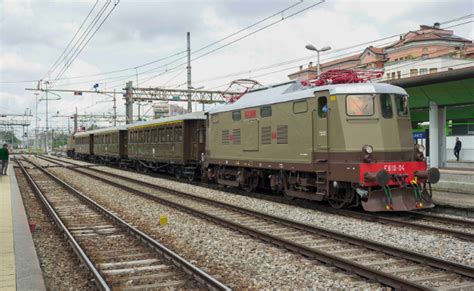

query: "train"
(68, 80), (440, 212)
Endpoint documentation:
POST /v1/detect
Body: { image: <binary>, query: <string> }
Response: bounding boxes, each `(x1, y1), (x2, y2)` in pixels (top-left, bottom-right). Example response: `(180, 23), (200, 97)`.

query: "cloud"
(0, 52), (44, 74)
(0, 0), (33, 18)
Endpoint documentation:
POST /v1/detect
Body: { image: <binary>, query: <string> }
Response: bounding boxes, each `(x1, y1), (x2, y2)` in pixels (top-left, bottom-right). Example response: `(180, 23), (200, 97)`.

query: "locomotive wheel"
(241, 176), (258, 193)
(327, 188), (353, 209)
(281, 173), (296, 200)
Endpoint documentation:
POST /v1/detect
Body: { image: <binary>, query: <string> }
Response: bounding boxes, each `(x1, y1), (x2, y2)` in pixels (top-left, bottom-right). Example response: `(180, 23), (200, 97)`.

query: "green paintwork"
(406, 78), (474, 109)
(411, 105), (474, 122)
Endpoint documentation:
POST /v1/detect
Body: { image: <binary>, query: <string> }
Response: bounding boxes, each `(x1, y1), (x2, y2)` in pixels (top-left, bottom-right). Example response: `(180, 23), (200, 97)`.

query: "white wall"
(446, 135), (474, 161)
(383, 57), (473, 81)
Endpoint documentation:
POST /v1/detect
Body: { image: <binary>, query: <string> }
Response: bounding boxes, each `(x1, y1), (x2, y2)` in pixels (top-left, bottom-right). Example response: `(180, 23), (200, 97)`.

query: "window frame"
(317, 96), (328, 118)
(345, 94), (375, 117)
(380, 94), (393, 119)
(232, 111), (241, 121)
(260, 106), (272, 118)
(394, 94), (409, 117)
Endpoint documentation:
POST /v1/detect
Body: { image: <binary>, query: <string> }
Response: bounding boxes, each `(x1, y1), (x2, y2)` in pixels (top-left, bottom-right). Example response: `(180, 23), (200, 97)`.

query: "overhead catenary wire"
(48, 0), (112, 84)
(51, 0), (326, 89)
(43, 0), (100, 80)
(47, 0), (308, 88)
(51, 1), (120, 87)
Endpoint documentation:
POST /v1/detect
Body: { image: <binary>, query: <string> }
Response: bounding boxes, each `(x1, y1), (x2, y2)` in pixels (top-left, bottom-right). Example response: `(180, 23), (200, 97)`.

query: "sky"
(0, 0), (473, 134)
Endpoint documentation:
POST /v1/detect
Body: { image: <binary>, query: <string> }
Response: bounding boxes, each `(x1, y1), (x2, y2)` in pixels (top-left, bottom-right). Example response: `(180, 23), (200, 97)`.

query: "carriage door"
(314, 95), (328, 153)
(89, 134), (94, 155)
(119, 130), (128, 158)
(189, 122), (198, 161)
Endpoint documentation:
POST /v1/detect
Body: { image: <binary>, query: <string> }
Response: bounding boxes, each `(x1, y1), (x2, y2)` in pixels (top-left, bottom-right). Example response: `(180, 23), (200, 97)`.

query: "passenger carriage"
(127, 112), (206, 180)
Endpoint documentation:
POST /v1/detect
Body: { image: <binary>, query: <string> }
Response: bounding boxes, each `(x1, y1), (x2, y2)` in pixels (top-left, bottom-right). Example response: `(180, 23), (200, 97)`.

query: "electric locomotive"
(203, 81), (440, 211)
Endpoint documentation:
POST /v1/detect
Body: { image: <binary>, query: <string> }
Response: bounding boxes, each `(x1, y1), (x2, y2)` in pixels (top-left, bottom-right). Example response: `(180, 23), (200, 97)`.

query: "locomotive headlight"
(416, 145), (425, 153)
(363, 145), (373, 154)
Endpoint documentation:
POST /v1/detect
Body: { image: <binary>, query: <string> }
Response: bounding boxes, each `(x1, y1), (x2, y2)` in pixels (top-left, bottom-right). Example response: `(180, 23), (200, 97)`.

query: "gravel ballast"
(37, 164), (381, 289)
(85, 163), (474, 267)
(15, 168), (94, 290)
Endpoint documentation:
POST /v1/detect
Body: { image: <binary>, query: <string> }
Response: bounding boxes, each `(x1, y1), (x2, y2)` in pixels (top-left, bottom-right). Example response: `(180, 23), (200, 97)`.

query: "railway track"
(31, 155), (474, 290)
(16, 157), (229, 291)
(38, 154), (474, 241)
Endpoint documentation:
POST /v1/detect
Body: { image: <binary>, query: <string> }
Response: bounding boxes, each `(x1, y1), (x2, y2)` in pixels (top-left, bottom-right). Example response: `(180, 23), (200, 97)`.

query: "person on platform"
(0, 144), (10, 175)
(454, 137), (462, 161)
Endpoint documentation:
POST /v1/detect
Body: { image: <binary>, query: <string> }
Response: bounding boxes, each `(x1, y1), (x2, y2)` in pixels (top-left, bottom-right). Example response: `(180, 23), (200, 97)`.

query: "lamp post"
(305, 44), (331, 78)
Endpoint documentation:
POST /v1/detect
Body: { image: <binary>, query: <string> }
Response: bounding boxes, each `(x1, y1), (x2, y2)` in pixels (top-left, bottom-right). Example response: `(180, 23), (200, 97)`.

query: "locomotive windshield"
(346, 94), (374, 116)
(395, 95), (409, 116)
(380, 94), (393, 118)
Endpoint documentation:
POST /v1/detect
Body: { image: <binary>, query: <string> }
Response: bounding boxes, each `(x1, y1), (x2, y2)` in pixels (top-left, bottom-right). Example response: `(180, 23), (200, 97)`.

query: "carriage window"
(168, 127), (174, 142)
(175, 126), (183, 142)
(153, 129), (158, 142)
(395, 95), (409, 117)
(232, 111), (241, 121)
(199, 128), (205, 143)
(260, 106), (272, 117)
(293, 100), (307, 114)
(160, 128), (166, 143)
(346, 94), (374, 116)
(380, 94), (393, 118)
(318, 97), (327, 118)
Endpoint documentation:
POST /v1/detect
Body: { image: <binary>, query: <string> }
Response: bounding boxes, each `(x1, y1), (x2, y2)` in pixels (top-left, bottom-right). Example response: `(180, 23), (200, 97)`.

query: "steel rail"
(36, 155), (474, 272)
(35, 156), (474, 289)
(16, 159), (110, 291)
(308, 205), (474, 241)
(20, 156), (230, 291)
(38, 154), (474, 240)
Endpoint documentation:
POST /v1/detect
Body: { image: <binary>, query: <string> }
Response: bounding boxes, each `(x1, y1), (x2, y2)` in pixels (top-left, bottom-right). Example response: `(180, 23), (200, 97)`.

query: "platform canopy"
(386, 66), (474, 122)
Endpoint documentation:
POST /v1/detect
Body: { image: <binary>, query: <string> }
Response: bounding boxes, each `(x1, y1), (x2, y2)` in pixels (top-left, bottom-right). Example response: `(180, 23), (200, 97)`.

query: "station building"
(289, 23), (474, 167)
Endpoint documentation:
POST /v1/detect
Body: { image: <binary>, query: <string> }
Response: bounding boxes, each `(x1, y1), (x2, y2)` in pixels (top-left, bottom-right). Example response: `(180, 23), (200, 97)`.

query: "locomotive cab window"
(380, 94), (393, 118)
(318, 97), (327, 118)
(232, 111), (241, 121)
(395, 95), (409, 117)
(293, 100), (308, 114)
(346, 94), (374, 116)
(260, 106), (272, 117)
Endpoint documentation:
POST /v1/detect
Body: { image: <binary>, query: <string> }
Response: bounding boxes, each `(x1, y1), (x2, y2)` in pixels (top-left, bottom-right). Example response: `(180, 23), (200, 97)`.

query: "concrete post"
(438, 106), (446, 167)
(429, 101), (439, 168)
(186, 32), (192, 113)
(125, 81), (133, 124)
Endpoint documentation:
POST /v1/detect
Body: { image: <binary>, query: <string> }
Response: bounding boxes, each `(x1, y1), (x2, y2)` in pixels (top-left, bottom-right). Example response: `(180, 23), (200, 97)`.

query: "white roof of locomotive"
(207, 81), (407, 114)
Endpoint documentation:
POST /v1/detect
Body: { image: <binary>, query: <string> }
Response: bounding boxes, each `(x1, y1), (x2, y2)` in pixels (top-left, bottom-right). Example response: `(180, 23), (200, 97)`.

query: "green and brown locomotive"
(203, 81), (439, 211)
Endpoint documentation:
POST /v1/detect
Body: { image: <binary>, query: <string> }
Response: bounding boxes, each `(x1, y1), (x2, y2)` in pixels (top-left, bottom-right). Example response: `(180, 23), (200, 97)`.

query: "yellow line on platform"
(0, 166), (16, 291)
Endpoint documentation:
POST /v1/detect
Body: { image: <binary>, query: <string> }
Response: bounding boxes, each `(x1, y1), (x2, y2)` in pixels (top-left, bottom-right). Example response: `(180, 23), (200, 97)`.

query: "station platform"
(433, 167), (474, 195)
(444, 160), (474, 170)
(0, 163), (45, 291)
